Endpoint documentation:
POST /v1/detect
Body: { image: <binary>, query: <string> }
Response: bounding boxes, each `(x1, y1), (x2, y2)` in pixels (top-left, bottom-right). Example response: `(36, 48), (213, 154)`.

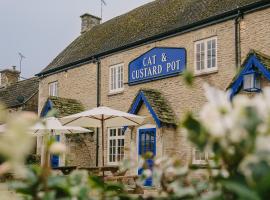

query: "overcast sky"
(0, 0), (152, 78)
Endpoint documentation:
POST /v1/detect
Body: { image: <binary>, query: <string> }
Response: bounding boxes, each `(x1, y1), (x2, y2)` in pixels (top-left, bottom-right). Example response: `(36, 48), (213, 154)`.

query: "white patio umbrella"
(0, 117), (90, 134)
(61, 106), (145, 169)
(31, 117), (90, 135)
(31, 117), (91, 169)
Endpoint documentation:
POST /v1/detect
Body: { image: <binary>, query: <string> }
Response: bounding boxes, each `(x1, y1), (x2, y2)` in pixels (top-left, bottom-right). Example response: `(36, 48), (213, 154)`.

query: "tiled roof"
(0, 77), (39, 108)
(48, 96), (84, 117)
(251, 50), (270, 69)
(130, 89), (177, 126)
(39, 0), (268, 75)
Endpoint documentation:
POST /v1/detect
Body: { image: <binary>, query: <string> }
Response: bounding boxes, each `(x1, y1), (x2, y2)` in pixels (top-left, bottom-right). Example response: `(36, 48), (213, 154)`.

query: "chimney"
(0, 66), (20, 87)
(80, 13), (101, 34)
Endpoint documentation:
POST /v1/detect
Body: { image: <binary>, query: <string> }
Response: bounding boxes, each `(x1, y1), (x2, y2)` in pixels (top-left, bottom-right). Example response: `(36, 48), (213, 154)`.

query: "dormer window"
(243, 71), (261, 92)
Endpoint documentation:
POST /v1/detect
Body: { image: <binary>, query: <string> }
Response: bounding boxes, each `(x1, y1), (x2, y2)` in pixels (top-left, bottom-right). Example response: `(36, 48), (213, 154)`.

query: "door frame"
(137, 124), (156, 186)
(137, 124), (156, 161)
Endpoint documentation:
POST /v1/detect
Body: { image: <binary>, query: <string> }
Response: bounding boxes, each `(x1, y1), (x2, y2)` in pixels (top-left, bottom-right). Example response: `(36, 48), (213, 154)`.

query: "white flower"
(49, 142), (66, 154)
(256, 136), (270, 152)
(203, 84), (231, 110)
(200, 84), (233, 139)
(143, 169), (152, 178)
(220, 169), (229, 178)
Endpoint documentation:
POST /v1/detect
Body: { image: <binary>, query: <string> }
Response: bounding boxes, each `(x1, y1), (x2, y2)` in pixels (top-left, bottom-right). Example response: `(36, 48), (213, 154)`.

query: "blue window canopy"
(228, 50), (270, 99)
(243, 70), (261, 92)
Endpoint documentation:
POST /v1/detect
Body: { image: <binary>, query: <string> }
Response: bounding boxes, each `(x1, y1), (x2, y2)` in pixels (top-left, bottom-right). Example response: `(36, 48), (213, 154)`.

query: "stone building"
(0, 67), (39, 113)
(36, 0), (270, 186)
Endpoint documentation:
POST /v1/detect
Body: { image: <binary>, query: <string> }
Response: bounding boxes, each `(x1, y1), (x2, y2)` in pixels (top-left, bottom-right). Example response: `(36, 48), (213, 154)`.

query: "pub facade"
(37, 0), (270, 186)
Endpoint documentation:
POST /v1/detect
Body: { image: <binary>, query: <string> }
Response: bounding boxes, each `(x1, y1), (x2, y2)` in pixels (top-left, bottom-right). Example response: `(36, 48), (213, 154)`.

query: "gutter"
(235, 9), (243, 69)
(36, 0), (270, 77)
(96, 59), (101, 167)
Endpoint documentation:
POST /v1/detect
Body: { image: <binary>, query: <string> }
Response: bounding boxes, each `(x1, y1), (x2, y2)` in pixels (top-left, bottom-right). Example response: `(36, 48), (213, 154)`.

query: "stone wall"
(38, 63), (97, 116)
(65, 133), (96, 167)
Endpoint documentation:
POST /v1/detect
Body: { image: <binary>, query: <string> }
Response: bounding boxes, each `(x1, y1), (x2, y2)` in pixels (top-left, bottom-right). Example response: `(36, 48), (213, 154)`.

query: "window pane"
(113, 68), (116, 90)
(108, 128), (125, 164)
(196, 44), (201, 71)
(244, 74), (253, 89)
(49, 82), (58, 97)
(110, 68), (113, 91)
(195, 38), (217, 72)
(117, 66), (121, 89)
(120, 66), (123, 88)
(201, 43), (205, 70)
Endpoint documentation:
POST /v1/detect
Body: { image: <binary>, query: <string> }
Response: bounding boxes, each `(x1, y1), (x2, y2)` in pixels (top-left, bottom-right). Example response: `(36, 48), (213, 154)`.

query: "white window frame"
(49, 81), (58, 97)
(192, 148), (209, 165)
(107, 127), (125, 166)
(194, 37), (217, 74)
(109, 63), (124, 93)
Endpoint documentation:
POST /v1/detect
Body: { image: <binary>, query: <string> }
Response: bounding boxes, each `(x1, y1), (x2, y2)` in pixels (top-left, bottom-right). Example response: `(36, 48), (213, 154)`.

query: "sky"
(0, 0), (153, 78)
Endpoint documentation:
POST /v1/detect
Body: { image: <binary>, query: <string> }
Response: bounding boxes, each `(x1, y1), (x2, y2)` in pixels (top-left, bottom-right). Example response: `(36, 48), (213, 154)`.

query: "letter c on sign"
(143, 58), (147, 67)
(132, 71), (136, 80)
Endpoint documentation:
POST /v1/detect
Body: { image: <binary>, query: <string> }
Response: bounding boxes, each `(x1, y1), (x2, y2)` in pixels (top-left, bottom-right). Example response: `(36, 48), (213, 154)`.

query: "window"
(49, 81), (58, 97)
(108, 128), (125, 165)
(192, 149), (208, 165)
(195, 37), (217, 73)
(243, 72), (261, 92)
(109, 64), (124, 93)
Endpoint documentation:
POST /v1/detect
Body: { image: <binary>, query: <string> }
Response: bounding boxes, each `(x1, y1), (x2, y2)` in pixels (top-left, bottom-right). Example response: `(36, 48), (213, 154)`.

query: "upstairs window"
(243, 71), (261, 92)
(108, 128), (125, 165)
(49, 81), (58, 97)
(192, 149), (208, 165)
(195, 37), (217, 74)
(109, 63), (124, 93)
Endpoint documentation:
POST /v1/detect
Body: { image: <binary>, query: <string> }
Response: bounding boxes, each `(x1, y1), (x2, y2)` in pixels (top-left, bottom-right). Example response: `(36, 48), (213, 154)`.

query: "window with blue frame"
(243, 71), (261, 92)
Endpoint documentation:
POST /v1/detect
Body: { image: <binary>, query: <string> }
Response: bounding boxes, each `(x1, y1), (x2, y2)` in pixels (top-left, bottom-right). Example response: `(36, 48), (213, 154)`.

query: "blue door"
(138, 128), (156, 186)
(51, 135), (60, 168)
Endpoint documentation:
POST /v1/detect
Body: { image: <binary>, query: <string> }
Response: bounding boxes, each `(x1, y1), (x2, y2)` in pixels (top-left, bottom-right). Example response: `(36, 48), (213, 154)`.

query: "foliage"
(26, 154), (41, 165)
(2, 85), (270, 199)
(10, 166), (125, 200)
(180, 85), (270, 199)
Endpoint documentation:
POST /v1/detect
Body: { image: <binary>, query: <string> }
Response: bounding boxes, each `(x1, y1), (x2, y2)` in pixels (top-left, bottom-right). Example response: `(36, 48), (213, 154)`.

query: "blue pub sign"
(128, 47), (186, 85)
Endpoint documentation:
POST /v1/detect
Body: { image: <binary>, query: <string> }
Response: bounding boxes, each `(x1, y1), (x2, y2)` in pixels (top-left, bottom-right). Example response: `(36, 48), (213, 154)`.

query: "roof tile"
(40, 0), (266, 75)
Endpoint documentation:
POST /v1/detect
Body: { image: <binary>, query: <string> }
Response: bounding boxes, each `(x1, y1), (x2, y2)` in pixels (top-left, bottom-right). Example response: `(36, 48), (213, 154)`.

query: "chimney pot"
(80, 13), (101, 34)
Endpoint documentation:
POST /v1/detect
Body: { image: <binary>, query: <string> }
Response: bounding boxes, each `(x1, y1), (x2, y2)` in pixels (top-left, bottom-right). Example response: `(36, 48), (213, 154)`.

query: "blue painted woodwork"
(138, 128), (156, 187)
(229, 55), (270, 99)
(128, 47), (186, 85)
(129, 91), (162, 128)
(51, 135), (60, 168)
(40, 99), (53, 117)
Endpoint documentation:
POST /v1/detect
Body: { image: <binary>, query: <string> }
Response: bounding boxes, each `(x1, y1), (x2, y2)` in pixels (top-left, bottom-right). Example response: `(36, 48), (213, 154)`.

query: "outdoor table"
(52, 166), (77, 175)
(78, 166), (119, 176)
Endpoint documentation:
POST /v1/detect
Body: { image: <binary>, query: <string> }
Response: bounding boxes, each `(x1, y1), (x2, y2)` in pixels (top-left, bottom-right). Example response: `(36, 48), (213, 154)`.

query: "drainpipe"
(96, 59), (101, 167)
(235, 9), (243, 69)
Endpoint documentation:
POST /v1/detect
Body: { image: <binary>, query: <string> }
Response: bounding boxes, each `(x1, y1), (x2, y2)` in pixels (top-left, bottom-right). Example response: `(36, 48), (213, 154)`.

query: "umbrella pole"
(102, 115), (105, 177)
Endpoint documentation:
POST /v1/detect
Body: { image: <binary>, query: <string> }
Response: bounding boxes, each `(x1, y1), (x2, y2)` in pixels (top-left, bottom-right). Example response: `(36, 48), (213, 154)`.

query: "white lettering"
(143, 58), (147, 67)
(161, 53), (167, 62)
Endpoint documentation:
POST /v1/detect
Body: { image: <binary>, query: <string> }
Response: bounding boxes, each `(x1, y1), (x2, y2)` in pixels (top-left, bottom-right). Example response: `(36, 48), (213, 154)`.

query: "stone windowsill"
(108, 90), (124, 96)
(194, 69), (219, 77)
